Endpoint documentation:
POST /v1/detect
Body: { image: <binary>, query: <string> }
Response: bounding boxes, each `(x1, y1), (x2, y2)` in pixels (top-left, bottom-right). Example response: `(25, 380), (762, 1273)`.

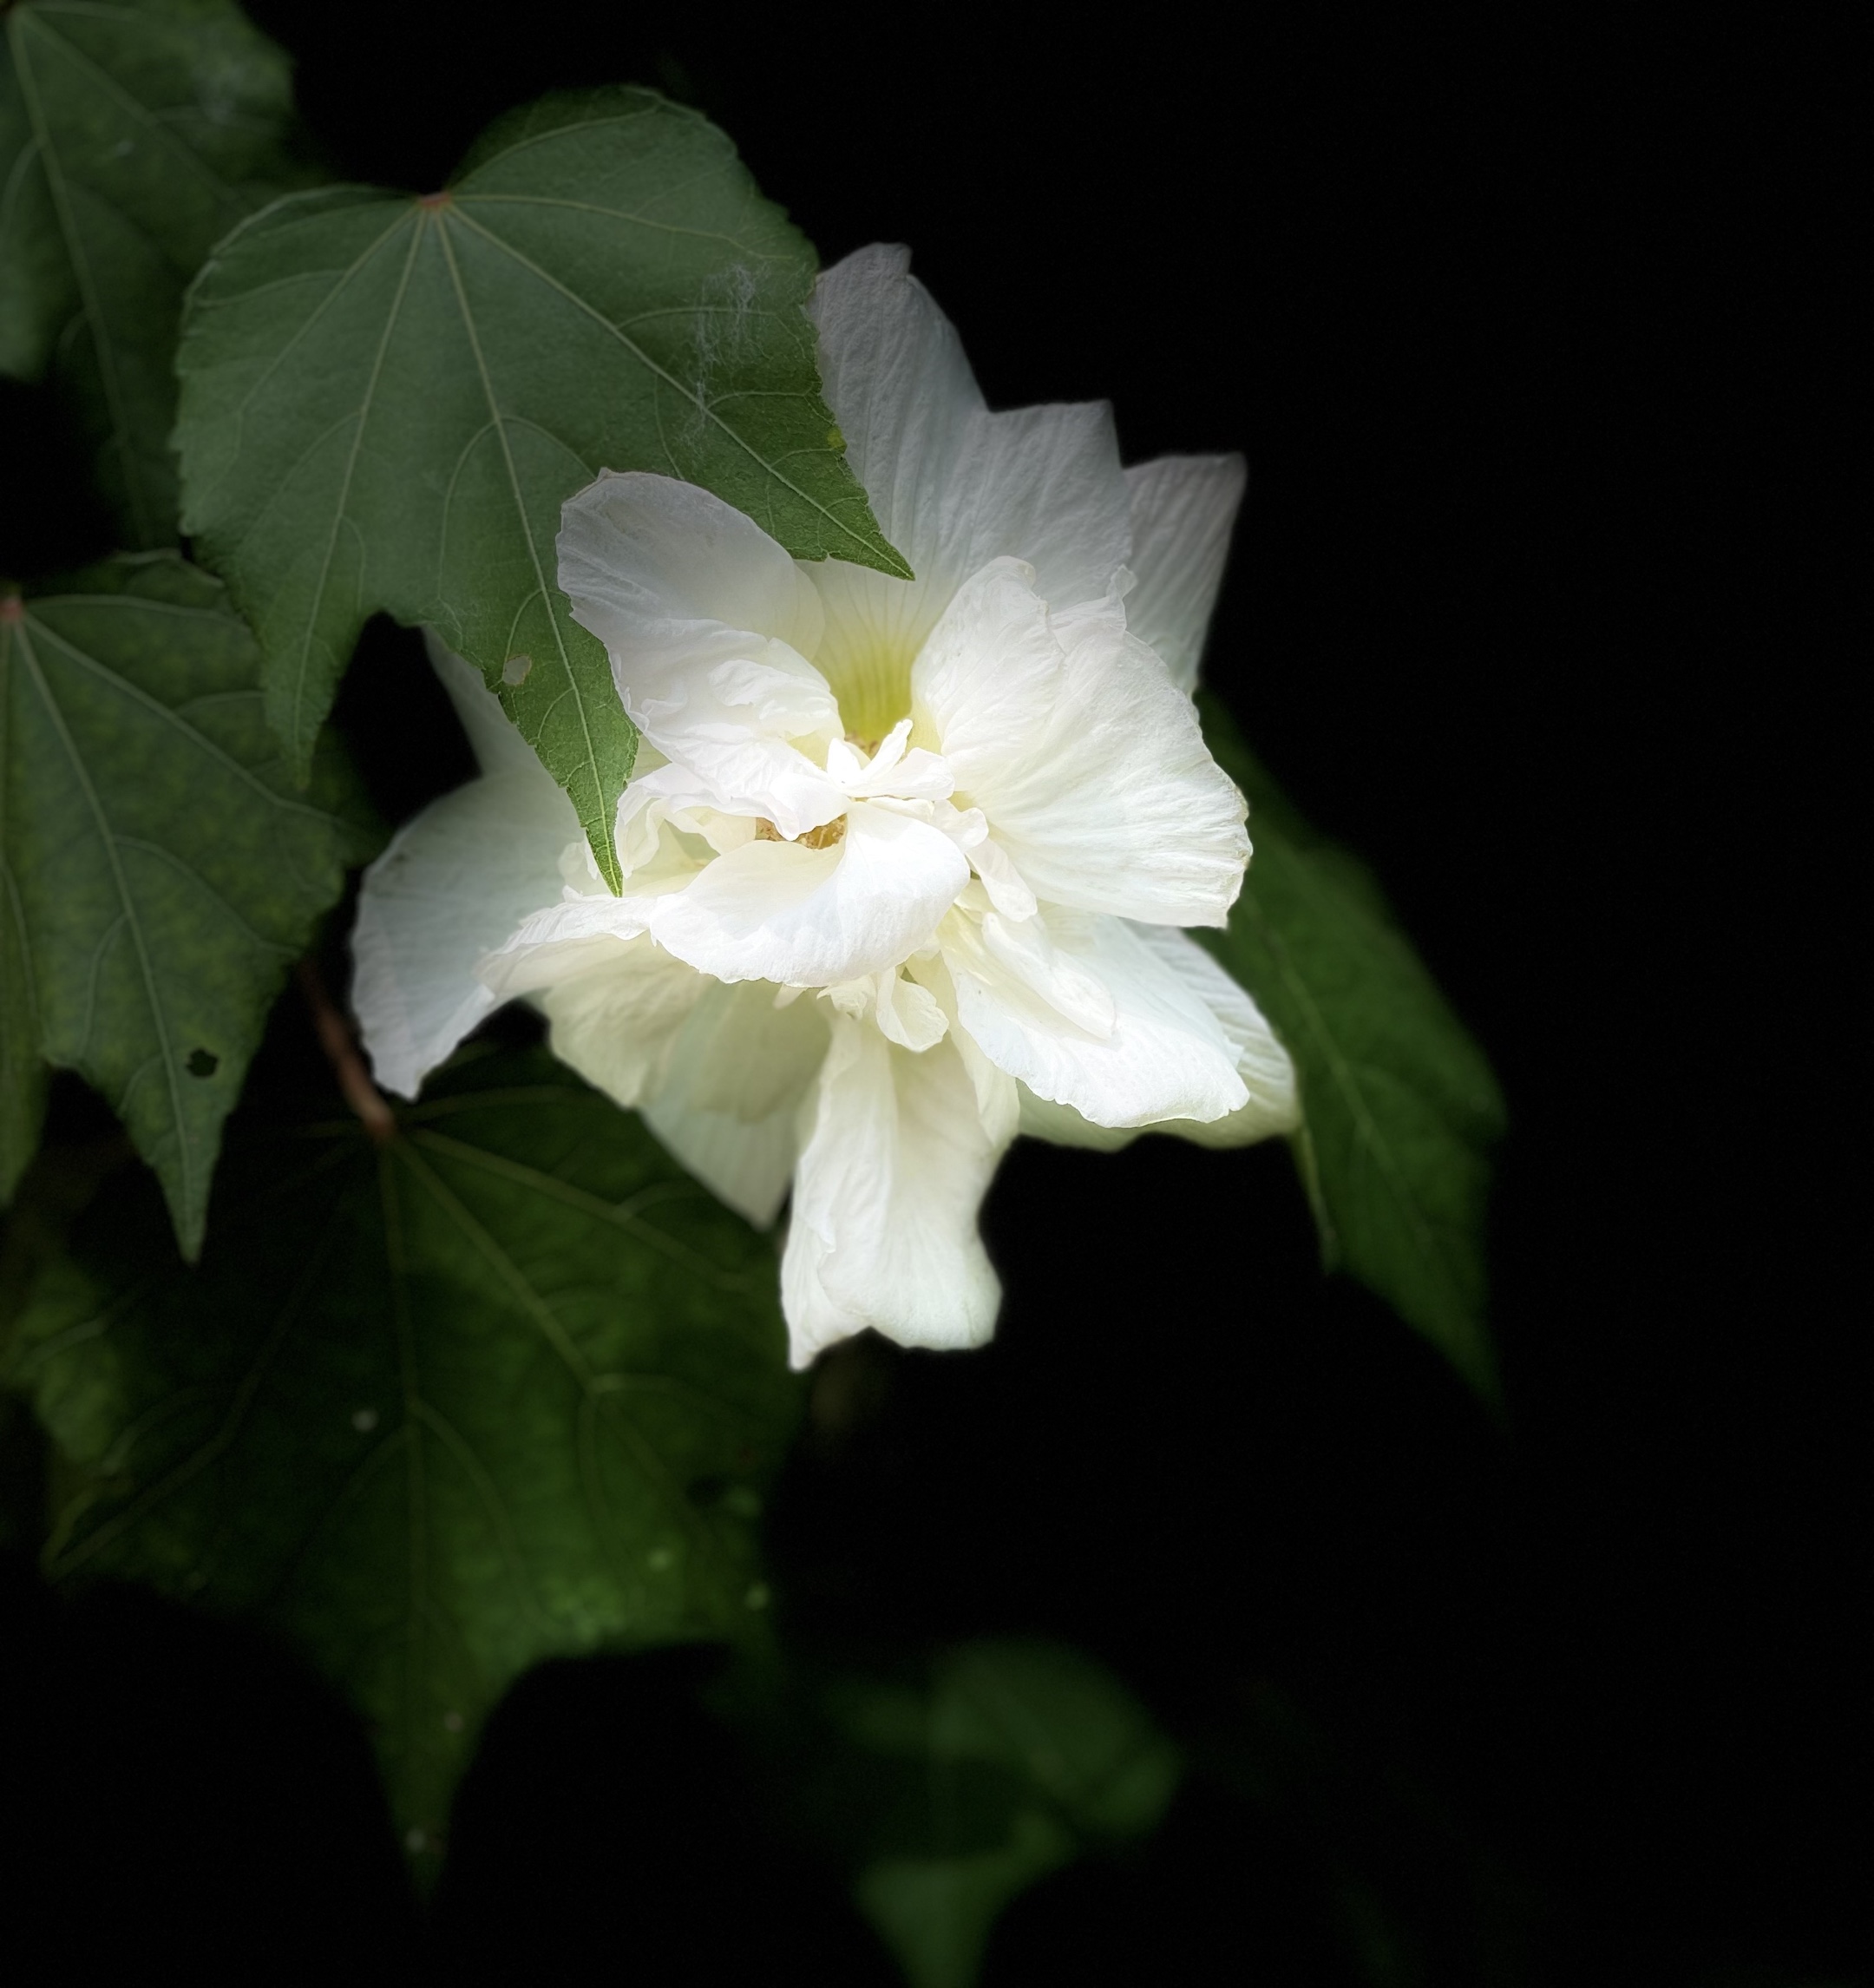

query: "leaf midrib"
(285, 212), (425, 761)
(1238, 870), (1476, 1332)
(446, 202), (913, 578)
(27, 608), (348, 830)
(429, 213), (615, 889)
(22, 3), (251, 214)
(9, 11), (147, 541)
(10, 615), (193, 1228)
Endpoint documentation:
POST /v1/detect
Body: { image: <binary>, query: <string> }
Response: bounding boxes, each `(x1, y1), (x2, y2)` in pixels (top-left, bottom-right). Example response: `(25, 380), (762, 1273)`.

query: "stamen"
(755, 816), (847, 850)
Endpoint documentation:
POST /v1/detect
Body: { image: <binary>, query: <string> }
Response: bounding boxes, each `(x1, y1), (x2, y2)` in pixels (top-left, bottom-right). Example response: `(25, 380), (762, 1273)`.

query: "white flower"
(352, 245), (1298, 1368)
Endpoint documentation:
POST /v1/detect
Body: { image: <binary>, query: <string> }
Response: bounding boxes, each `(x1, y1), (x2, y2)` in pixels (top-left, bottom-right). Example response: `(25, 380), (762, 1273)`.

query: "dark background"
(1, 7), (1858, 1982)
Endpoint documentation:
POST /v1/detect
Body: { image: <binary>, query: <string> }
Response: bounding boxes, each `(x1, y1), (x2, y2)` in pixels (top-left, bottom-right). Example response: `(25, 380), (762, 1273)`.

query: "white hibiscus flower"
(352, 244), (1298, 1368)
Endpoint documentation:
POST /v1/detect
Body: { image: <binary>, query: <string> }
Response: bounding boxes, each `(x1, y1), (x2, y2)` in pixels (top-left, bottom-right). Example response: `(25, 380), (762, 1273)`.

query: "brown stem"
(296, 959), (396, 1145)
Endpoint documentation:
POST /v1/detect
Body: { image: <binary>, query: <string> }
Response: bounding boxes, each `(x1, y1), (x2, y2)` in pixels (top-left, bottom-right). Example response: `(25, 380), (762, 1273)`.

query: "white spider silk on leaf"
(351, 243), (1296, 1368)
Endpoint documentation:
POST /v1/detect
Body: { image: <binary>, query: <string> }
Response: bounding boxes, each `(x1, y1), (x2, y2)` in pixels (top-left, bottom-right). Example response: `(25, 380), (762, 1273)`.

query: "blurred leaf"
(4, 1048), (802, 1863)
(812, 1641), (1181, 1988)
(174, 85), (908, 889)
(0, 0), (311, 545)
(1199, 695), (1505, 1400)
(0, 557), (373, 1247)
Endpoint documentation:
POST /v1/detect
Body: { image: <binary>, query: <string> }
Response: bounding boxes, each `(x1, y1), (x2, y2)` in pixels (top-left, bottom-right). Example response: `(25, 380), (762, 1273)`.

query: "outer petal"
(1124, 923), (1300, 1145)
(809, 246), (982, 589)
(1016, 925), (1299, 1150)
(558, 471), (847, 835)
(541, 946), (830, 1229)
(1121, 455), (1246, 693)
(943, 908), (1250, 1128)
(807, 246), (1134, 700)
(643, 802), (969, 988)
(914, 560), (1249, 926)
(536, 936), (710, 1109)
(641, 979), (831, 1227)
(782, 1015), (1008, 1366)
(1014, 1088), (1137, 1152)
(478, 864), (680, 1001)
(353, 649), (575, 1097)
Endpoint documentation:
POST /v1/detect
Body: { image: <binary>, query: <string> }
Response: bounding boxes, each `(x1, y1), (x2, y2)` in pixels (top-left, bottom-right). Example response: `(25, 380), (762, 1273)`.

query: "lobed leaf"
(802, 1642), (1181, 1988)
(5, 1048), (802, 1861)
(1199, 696), (1505, 1400)
(0, 0), (310, 546)
(0, 555), (374, 1246)
(174, 86), (910, 889)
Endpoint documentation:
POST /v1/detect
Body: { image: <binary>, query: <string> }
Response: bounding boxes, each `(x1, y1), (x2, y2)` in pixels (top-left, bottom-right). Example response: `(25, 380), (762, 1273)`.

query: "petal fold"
(644, 802), (969, 988)
(808, 246), (1134, 681)
(642, 979), (831, 1226)
(558, 471), (846, 835)
(1120, 456), (1246, 692)
(943, 909), (1252, 1129)
(1014, 926), (1299, 1150)
(782, 1016), (1008, 1366)
(914, 560), (1249, 926)
(352, 644), (575, 1098)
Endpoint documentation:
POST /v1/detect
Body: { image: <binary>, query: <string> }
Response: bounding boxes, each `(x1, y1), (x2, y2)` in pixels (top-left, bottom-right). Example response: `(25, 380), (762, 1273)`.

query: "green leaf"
(1198, 694), (1505, 1400)
(810, 1642), (1181, 1988)
(0, 0), (310, 547)
(6, 1048), (802, 1860)
(0, 556), (374, 1246)
(174, 86), (910, 890)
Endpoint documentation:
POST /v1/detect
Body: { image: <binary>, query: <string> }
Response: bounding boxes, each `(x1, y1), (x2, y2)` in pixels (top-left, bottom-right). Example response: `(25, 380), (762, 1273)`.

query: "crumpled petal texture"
(353, 243), (1297, 1367)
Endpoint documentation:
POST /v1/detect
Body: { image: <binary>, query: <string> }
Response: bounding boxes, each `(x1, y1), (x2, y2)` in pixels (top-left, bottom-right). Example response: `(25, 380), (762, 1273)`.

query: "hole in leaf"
(502, 653), (533, 686)
(186, 1048), (219, 1079)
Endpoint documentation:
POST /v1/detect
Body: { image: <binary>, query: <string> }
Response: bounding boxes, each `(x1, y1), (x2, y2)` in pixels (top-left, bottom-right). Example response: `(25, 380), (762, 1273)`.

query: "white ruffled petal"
(560, 468), (826, 659)
(352, 768), (576, 1099)
(809, 245), (983, 581)
(943, 908), (1250, 1129)
(813, 248), (1132, 607)
(914, 559), (1248, 927)
(537, 936), (711, 1109)
(781, 1014), (1008, 1366)
(643, 801), (969, 988)
(1012, 926), (1298, 1151)
(804, 246), (1134, 735)
(1014, 1087), (1138, 1152)
(479, 811), (714, 1001)
(1122, 923), (1300, 1145)
(557, 471), (847, 835)
(875, 964), (949, 1052)
(640, 979), (831, 1227)
(542, 952), (829, 1228)
(1120, 456), (1246, 693)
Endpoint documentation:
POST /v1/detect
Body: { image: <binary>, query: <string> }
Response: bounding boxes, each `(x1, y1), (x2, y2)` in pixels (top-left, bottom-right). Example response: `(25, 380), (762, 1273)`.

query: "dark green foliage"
(0, 0), (311, 545)
(6, 1048), (803, 1856)
(173, 86), (908, 887)
(785, 1641), (1181, 1988)
(0, 556), (374, 1246)
(1200, 695), (1505, 1397)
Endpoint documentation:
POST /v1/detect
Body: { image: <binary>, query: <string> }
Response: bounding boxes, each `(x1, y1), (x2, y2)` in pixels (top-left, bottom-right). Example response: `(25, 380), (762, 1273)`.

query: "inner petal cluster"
(351, 241), (1299, 1374)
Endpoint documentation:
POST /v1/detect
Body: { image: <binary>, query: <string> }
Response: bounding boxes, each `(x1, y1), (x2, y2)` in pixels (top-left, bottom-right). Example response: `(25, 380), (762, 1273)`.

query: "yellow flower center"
(758, 816), (848, 850)
(813, 633), (917, 744)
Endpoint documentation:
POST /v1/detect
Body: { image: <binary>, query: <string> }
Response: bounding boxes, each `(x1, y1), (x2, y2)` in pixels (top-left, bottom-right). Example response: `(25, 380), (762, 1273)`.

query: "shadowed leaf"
(174, 86), (908, 889)
(0, 556), (373, 1244)
(6, 1049), (802, 1863)
(1199, 695), (1504, 1400)
(0, 0), (311, 544)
